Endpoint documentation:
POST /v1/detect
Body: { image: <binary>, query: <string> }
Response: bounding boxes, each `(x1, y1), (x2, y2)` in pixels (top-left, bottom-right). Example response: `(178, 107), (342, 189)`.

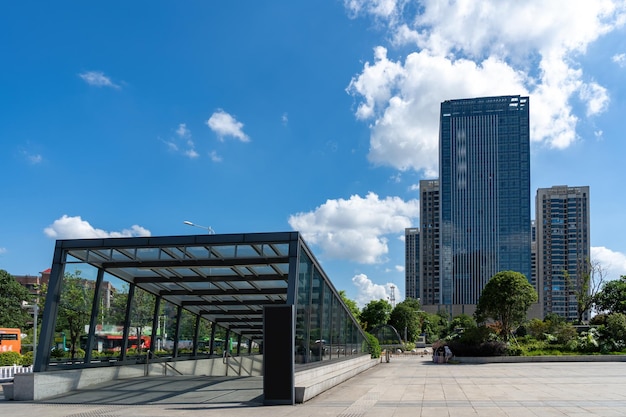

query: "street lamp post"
(183, 220), (215, 234)
(22, 302), (39, 364)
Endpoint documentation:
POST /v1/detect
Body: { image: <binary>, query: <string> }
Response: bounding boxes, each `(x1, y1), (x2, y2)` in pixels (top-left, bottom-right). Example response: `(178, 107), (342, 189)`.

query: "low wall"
(456, 355), (626, 364)
(294, 355), (378, 403)
(11, 354), (263, 401)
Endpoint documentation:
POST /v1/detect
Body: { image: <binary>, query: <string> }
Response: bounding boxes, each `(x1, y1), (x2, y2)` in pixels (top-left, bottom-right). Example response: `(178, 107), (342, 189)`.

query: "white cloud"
(579, 82), (610, 116)
(0, 247), (6, 254)
(20, 150), (42, 164)
(44, 215), (151, 239)
(352, 273), (397, 307)
(78, 71), (120, 89)
(346, 0), (626, 173)
(184, 149), (199, 158)
(163, 123), (198, 159)
(209, 150), (222, 162)
(281, 113), (289, 125)
(345, 0), (402, 22)
(207, 110), (250, 142)
(176, 123), (191, 138)
(591, 246), (626, 281)
(288, 192), (418, 264)
(612, 52), (626, 67)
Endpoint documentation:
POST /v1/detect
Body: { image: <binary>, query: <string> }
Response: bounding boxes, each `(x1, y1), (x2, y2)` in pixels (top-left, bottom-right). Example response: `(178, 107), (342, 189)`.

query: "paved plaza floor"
(2, 355), (626, 416)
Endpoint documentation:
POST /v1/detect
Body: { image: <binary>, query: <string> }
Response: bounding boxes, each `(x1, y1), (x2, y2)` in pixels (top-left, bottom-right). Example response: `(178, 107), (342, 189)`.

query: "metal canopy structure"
(34, 228), (369, 401)
(32, 231), (369, 405)
(47, 232), (297, 342)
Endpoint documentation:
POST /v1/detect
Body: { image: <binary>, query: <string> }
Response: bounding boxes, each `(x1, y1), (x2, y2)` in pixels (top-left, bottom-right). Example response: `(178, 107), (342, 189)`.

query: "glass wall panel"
(55, 266), (98, 362)
(128, 287), (156, 357)
(295, 251), (312, 364)
(309, 269), (323, 362)
(321, 282), (332, 361)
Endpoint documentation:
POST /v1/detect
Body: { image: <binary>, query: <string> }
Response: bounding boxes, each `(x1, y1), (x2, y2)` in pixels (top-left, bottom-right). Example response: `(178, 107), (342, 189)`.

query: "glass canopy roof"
(57, 232), (299, 340)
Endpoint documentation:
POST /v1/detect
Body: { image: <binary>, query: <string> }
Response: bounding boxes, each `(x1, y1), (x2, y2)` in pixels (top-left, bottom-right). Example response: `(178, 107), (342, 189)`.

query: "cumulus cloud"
(612, 52), (626, 67)
(176, 123), (191, 138)
(288, 192), (418, 264)
(208, 150), (222, 162)
(163, 123), (199, 159)
(78, 71), (120, 89)
(207, 110), (250, 142)
(346, 0), (625, 173)
(352, 273), (398, 307)
(20, 150), (42, 164)
(591, 246), (626, 281)
(344, 0), (401, 22)
(44, 215), (151, 239)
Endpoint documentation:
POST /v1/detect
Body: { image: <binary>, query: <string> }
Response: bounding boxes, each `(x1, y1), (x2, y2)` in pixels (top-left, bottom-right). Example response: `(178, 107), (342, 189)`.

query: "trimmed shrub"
(0, 351), (22, 366)
(448, 340), (508, 356)
(446, 326), (507, 356)
(365, 332), (381, 358)
(50, 347), (66, 358)
(21, 351), (34, 366)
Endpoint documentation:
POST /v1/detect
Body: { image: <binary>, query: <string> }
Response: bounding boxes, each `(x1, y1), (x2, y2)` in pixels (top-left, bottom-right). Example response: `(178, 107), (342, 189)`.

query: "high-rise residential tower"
(536, 186), (590, 321)
(405, 227), (420, 300)
(531, 220), (538, 291)
(418, 179), (440, 304)
(439, 95), (532, 316)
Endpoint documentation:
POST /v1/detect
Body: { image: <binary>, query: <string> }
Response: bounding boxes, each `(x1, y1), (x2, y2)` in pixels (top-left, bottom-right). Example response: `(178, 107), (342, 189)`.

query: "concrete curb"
(455, 355), (626, 364)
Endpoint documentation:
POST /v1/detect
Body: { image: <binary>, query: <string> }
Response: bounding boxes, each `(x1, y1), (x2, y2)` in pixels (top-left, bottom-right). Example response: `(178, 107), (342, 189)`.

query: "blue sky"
(2, 1), (626, 307)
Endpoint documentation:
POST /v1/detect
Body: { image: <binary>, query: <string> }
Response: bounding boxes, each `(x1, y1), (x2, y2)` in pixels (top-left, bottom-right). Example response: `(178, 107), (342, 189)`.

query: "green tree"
(526, 318), (549, 340)
(596, 276), (626, 315)
(565, 260), (606, 323)
(604, 313), (626, 345)
(449, 313), (476, 334)
(56, 271), (94, 359)
(475, 270), (538, 341)
(339, 290), (360, 321)
(108, 287), (129, 326)
(418, 311), (448, 343)
(0, 269), (32, 329)
(389, 301), (420, 342)
(130, 288), (155, 353)
(399, 297), (421, 312)
(359, 299), (391, 332)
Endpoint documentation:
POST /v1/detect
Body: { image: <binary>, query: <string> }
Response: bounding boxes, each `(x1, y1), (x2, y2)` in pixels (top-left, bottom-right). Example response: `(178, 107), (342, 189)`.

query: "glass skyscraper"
(439, 95), (531, 308)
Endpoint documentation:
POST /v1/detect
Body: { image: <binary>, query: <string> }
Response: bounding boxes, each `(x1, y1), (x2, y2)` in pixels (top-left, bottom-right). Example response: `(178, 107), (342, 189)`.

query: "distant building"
(531, 220), (537, 291)
(404, 227), (419, 300)
(536, 186), (591, 321)
(13, 268), (51, 296)
(13, 268), (114, 309)
(416, 179), (440, 305)
(438, 95), (532, 316)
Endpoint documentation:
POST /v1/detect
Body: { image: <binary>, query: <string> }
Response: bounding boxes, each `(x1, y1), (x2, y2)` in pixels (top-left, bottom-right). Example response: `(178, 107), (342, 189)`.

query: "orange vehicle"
(82, 334), (151, 352)
(0, 328), (21, 353)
